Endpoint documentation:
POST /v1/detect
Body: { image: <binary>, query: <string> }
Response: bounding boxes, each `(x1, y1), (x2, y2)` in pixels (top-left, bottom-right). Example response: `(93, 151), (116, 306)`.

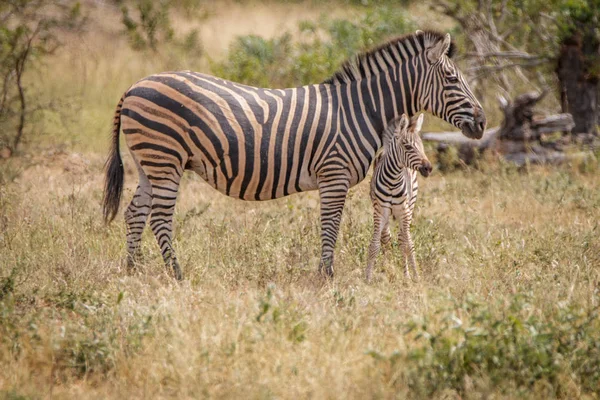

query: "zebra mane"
(323, 30), (456, 85)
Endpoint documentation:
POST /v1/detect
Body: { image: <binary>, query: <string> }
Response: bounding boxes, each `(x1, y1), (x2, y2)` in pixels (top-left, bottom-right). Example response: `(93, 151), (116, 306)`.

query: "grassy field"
(2, 152), (600, 398)
(2, 1), (600, 399)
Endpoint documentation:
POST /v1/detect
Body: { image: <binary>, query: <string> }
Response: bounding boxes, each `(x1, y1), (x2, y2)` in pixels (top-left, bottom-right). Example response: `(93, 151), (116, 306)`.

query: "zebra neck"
(337, 68), (418, 148)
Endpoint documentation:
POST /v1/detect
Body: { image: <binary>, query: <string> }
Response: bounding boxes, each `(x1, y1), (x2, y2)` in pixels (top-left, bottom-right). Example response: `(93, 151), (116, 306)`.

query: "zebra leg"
(124, 176), (152, 271)
(380, 219), (392, 251)
(366, 205), (390, 282)
(317, 174), (350, 278)
(147, 176), (183, 280)
(396, 206), (418, 280)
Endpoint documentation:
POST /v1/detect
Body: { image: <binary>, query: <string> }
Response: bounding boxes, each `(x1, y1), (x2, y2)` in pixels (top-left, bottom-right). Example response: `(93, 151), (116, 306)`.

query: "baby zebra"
(366, 113), (432, 282)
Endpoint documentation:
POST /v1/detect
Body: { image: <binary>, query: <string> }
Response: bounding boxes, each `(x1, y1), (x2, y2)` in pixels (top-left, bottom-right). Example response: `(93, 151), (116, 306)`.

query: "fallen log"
(532, 114), (576, 136)
(422, 127), (499, 148)
(423, 91), (575, 166)
(504, 151), (566, 166)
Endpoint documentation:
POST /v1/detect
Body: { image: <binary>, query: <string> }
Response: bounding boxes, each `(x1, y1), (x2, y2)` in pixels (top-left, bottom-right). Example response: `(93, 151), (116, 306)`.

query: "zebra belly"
(186, 154), (318, 201)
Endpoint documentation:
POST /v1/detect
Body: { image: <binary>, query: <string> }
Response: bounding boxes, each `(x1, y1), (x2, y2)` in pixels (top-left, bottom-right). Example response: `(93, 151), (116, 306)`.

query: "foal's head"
(384, 114), (432, 177)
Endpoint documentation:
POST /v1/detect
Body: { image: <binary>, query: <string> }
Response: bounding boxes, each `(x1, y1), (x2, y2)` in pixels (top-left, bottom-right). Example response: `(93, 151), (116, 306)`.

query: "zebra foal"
(366, 113), (430, 282)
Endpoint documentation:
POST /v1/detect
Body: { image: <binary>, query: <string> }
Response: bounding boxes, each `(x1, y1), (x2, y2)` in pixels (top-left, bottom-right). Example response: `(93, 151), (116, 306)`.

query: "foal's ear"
(409, 113), (424, 133)
(395, 114), (409, 136)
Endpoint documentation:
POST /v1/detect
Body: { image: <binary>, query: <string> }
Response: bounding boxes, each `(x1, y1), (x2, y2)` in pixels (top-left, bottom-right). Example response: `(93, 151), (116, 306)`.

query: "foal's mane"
(381, 117), (405, 150)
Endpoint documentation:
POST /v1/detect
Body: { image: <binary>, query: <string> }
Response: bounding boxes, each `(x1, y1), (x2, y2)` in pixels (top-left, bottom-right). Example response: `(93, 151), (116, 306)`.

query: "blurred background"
(1, 0), (598, 160)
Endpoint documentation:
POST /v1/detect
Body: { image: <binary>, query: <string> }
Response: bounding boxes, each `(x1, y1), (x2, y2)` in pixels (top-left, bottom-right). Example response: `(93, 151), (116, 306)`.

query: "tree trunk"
(556, 31), (599, 136)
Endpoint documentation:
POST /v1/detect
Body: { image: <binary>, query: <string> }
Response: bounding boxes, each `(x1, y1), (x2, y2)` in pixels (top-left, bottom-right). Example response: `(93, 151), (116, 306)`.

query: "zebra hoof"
(126, 256), (138, 275)
(169, 260), (183, 281)
(172, 267), (183, 281)
(318, 259), (334, 278)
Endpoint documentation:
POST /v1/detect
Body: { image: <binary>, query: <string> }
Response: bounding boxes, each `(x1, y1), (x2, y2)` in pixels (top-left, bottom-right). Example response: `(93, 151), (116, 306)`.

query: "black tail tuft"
(103, 95), (125, 224)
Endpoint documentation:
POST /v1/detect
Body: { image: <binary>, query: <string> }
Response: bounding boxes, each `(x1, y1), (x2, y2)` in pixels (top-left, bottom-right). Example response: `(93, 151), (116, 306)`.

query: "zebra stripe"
(366, 114), (431, 282)
(102, 30), (485, 280)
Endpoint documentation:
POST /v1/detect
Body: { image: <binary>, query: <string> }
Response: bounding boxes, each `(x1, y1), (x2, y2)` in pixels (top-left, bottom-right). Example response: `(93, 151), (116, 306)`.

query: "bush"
(369, 295), (600, 397)
(0, 1), (83, 154)
(212, 7), (416, 88)
(117, 0), (202, 56)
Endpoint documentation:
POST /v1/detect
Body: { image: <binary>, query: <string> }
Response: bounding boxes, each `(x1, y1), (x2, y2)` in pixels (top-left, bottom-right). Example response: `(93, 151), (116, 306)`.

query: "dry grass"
(1, 151), (599, 399)
(2, 2), (600, 398)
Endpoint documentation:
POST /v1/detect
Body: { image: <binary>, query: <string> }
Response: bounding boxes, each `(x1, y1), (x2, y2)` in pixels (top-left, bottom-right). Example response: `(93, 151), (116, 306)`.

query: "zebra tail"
(103, 93), (126, 224)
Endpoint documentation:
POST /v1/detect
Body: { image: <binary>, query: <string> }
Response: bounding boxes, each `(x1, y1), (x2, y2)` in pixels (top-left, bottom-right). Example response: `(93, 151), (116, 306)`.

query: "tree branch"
(467, 59), (547, 74)
(465, 51), (546, 60)
(12, 26), (38, 151)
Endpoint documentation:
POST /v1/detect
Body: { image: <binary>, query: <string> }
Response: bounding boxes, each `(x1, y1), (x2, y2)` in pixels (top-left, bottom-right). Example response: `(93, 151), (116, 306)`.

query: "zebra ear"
(395, 114), (409, 136)
(410, 113), (424, 133)
(427, 33), (452, 63)
(415, 30), (424, 35)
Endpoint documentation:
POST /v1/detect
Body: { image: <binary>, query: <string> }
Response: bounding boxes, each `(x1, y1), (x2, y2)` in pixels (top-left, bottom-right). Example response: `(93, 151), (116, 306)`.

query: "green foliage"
(0, 268), (17, 301)
(434, 0), (556, 55)
(0, 286), (156, 380)
(212, 7), (415, 88)
(575, 151), (599, 174)
(215, 34), (294, 89)
(555, 0), (600, 78)
(0, 1), (83, 153)
(117, 0), (202, 56)
(437, 0), (600, 72)
(256, 284), (278, 322)
(118, 0), (173, 51)
(391, 296), (600, 396)
(0, 390), (31, 400)
(555, 0), (600, 38)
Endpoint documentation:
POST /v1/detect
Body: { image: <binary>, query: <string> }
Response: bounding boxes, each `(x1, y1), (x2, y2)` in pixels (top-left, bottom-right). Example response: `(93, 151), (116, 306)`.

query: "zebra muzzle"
(418, 161), (432, 177)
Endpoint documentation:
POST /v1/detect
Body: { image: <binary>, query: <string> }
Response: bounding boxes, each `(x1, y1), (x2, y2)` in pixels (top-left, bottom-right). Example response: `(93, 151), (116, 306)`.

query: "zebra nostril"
(418, 161), (432, 177)
(478, 121), (485, 133)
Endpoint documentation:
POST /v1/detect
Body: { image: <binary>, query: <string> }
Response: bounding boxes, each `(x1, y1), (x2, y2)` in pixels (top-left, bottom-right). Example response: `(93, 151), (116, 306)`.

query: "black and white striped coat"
(102, 30), (485, 280)
(366, 113), (431, 281)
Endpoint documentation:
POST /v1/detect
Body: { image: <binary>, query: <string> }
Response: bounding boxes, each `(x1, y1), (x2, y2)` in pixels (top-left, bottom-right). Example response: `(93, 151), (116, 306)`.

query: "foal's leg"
(380, 219), (392, 251)
(395, 204), (418, 280)
(366, 204), (390, 282)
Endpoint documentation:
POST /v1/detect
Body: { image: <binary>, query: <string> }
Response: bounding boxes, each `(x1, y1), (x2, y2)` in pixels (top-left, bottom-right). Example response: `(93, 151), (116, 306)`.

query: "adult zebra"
(103, 30), (485, 280)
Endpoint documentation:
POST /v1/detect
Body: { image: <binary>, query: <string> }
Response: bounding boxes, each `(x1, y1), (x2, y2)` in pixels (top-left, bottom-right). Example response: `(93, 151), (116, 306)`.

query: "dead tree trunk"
(497, 91), (547, 141)
(423, 91), (575, 166)
(556, 31), (599, 136)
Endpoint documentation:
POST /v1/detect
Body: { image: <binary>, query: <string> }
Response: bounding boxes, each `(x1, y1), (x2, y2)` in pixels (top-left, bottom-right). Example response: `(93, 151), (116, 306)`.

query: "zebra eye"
(447, 75), (459, 84)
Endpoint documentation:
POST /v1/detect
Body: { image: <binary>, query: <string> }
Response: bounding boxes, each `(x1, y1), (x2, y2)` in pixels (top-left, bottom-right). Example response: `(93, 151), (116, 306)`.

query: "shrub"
(369, 295), (600, 397)
(212, 7), (416, 88)
(0, 1), (83, 154)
